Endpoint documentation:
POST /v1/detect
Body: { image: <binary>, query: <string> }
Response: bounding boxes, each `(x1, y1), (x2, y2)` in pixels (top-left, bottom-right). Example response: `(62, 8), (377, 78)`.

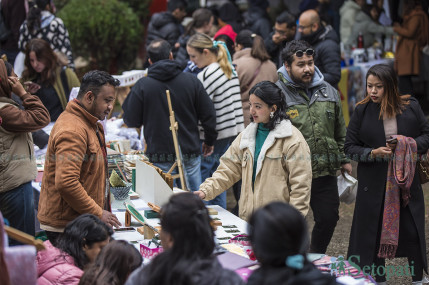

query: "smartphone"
(386, 137), (398, 144)
(24, 81), (41, 90)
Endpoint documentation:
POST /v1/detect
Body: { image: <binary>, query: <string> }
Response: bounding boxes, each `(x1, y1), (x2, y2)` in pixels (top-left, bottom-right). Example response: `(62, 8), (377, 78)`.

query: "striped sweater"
(197, 62), (244, 140)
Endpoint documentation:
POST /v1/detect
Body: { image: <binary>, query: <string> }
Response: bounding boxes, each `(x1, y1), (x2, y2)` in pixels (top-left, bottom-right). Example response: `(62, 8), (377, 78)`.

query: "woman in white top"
(187, 32), (244, 208)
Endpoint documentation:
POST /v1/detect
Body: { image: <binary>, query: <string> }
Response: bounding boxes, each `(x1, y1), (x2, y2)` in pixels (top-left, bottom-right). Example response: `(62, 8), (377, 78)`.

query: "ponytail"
(236, 30), (270, 62)
(27, 0), (50, 33)
(215, 41), (234, 79)
(184, 20), (196, 37)
(251, 35), (271, 62)
(27, 6), (42, 33)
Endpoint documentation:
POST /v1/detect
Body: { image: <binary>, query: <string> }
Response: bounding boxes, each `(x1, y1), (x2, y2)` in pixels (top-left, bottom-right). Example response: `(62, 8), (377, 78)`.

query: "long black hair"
(27, 0), (51, 33)
(136, 192), (215, 285)
(249, 81), (289, 130)
(247, 202), (336, 285)
(79, 240), (142, 285)
(56, 214), (113, 269)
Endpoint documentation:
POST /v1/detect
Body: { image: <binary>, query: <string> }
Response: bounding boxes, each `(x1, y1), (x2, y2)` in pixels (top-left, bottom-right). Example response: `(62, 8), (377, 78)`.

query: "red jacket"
(37, 241), (83, 285)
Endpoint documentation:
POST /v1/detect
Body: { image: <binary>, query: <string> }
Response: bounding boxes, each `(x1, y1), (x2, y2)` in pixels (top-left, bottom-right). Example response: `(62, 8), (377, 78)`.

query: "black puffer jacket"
(244, 6), (272, 40)
(264, 32), (288, 69)
(122, 60), (217, 162)
(175, 34), (191, 69)
(301, 25), (341, 87)
(146, 12), (183, 52)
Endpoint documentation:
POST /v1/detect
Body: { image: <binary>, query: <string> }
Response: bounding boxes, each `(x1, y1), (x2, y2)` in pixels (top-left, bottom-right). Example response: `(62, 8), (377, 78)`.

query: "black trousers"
(309, 175), (340, 254)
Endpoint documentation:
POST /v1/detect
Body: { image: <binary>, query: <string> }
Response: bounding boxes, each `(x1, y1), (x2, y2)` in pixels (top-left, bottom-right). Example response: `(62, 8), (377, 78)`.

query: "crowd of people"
(1, 0), (429, 284)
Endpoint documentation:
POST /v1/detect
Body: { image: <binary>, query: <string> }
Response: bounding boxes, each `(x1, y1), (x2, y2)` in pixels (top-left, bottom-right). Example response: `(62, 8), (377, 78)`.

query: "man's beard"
(290, 70), (313, 88)
(300, 29), (319, 45)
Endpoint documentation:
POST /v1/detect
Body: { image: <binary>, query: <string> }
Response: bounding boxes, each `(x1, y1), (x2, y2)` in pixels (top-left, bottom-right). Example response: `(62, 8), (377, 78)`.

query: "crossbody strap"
(242, 62), (262, 91)
(60, 67), (70, 101)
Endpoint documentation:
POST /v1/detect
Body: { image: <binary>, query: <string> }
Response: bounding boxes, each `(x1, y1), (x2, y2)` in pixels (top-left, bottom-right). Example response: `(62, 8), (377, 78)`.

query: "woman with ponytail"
(195, 81), (312, 221)
(125, 192), (243, 285)
(187, 32), (244, 208)
(247, 202), (337, 285)
(233, 29), (278, 127)
(18, 0), (74, 69)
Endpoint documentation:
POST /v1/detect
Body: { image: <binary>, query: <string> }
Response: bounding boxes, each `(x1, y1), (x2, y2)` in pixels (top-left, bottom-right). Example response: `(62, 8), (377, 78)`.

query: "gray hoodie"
(277, 64), (325, 99)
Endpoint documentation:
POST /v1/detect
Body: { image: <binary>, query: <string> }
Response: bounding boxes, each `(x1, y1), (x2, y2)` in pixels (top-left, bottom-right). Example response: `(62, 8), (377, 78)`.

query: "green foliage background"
(58, 0), (143, 73)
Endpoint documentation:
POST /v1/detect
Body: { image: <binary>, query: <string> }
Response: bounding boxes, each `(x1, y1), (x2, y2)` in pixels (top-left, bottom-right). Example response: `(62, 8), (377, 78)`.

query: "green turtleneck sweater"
(252, 123), (270, 184)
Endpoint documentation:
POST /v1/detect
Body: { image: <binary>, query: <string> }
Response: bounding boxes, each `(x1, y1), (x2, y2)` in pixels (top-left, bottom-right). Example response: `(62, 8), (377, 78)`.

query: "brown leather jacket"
(38, 100), (107, 228)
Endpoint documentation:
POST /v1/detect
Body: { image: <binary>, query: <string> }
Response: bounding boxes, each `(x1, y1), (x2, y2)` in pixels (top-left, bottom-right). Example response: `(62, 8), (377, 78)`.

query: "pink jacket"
(37, 241), (83, 285)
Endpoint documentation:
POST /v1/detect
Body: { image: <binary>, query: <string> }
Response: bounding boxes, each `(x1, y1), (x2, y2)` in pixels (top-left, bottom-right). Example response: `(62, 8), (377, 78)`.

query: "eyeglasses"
(295, 49), (314, 58)
(298, 24), (312, 30)
(273, 27), (287, 36)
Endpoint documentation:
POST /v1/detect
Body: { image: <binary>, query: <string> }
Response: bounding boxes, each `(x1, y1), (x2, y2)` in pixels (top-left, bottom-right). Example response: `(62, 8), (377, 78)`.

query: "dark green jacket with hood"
(276, 65), (349, 178)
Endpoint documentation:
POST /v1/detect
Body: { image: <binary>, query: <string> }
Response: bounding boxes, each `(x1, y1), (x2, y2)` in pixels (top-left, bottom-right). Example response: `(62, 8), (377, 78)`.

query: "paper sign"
(135, 160), (173, 206)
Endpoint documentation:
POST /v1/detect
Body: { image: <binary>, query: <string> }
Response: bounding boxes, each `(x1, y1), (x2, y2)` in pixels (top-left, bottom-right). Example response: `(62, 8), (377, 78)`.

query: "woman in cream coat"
(196, 81), (312, 220)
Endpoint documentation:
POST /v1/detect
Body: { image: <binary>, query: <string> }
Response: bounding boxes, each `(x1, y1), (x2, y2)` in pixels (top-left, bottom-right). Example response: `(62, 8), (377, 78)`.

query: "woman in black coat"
(345, 64), (429, 284)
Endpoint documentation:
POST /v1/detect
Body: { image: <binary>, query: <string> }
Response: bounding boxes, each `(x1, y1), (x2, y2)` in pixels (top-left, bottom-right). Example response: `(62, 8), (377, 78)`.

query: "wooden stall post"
(166, 90), (188, 191)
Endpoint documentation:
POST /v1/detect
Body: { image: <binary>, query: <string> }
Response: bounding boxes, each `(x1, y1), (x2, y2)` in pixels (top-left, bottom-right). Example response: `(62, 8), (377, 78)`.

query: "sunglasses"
(295, 49), (314, 58)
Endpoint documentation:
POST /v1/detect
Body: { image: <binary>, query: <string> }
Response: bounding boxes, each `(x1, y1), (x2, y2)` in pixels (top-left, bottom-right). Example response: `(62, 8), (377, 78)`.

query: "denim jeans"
(0, 182), (35, 245)
(154, 156), (201, 192)
(201, 138), (232, 209)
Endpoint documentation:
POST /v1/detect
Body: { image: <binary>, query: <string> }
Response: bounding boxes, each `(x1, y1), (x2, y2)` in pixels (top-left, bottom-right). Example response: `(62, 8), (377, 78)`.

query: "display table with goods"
(107, 158), (376, 284)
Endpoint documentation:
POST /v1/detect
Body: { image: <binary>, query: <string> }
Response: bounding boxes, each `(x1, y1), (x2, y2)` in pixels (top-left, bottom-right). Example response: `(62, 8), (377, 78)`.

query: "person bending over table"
(195, 81), (312, 221)
(125, 192), (244, 285)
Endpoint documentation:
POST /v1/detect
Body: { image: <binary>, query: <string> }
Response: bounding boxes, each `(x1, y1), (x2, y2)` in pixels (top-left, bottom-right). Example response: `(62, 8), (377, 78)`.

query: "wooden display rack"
(166, 90), (188, 191)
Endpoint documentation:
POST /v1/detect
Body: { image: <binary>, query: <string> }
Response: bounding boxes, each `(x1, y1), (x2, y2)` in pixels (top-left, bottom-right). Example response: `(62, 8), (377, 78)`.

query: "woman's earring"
(270, 112), (274, 119)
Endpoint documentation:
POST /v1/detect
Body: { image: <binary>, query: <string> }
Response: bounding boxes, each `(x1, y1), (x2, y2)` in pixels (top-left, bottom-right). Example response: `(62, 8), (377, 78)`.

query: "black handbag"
(418, 152), (429, 184)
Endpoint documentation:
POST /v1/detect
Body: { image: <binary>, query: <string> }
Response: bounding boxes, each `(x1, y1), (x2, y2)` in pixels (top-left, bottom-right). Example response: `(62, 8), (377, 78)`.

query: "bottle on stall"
(357, 32), (364, 49)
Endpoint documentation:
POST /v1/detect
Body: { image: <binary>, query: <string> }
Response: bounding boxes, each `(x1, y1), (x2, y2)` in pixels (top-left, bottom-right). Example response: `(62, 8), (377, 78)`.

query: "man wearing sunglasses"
(297, 9), (341, 88)
(276, 40), (352, 255)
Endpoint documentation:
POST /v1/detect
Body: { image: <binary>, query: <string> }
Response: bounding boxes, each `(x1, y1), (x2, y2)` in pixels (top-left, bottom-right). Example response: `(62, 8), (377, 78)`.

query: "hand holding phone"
(24, 81), (41, 94)
(386, 137), (398, 144)
(386, 137), (397, 151)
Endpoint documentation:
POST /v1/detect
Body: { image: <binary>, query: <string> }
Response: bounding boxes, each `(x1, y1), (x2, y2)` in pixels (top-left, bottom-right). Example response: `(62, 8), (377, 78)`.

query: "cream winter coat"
(200, 120), (312, 221)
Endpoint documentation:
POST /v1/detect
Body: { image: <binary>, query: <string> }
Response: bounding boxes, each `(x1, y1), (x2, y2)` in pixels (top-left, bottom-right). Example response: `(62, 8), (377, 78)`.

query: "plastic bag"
(337, 173), (358, 204)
